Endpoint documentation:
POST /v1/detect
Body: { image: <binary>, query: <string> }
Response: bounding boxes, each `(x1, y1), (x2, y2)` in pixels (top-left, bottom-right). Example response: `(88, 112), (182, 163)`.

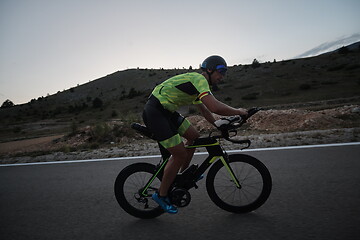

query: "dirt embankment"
(188, 105), (360, 133)
(1, 105), (359, 164)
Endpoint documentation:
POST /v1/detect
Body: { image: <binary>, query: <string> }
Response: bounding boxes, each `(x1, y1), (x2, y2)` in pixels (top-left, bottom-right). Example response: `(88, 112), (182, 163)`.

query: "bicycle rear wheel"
(114, 162), (163, 219)
(206, 154), (272, 213)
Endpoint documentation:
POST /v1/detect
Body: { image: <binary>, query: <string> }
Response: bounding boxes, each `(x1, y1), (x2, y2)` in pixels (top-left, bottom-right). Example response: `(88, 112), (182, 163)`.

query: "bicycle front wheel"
(114, 162), (163, 219)
(206, 154), (272, 213)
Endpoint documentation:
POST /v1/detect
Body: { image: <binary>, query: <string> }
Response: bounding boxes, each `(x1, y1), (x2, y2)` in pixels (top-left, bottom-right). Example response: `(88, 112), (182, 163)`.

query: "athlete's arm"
(200, 94), (247, 116)
(197, 103), (216, 125)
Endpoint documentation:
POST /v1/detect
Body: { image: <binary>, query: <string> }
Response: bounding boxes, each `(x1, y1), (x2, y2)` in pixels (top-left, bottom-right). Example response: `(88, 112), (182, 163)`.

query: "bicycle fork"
(210, 156), (242, 189)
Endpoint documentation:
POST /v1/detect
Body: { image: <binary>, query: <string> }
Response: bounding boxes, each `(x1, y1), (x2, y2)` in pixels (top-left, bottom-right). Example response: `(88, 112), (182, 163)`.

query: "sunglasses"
(216, 65), (227, 76)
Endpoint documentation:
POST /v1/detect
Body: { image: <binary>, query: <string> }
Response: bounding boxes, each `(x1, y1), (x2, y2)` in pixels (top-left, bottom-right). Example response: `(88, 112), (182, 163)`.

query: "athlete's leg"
(158, 142), (188, 197)
(180, 124), (199, 172)
(158, 124), (199, 196)
(143, 101), (197, 201)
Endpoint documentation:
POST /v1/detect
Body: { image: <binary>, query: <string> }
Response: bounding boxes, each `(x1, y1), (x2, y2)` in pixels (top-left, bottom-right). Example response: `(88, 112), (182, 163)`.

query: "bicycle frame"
(140, 136), (241, 197)
(116, 109), (270, 218)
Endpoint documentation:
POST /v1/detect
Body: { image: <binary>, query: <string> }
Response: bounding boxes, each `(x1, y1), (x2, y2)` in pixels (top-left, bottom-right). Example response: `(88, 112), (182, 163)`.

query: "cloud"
(295, 33), (360, 58)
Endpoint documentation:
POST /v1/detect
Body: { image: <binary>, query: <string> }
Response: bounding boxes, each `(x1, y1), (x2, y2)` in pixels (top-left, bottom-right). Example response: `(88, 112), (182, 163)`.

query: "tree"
(1, 99), (14, 108)
(252, 59), (260, 68)
(128, 88), (142, 99)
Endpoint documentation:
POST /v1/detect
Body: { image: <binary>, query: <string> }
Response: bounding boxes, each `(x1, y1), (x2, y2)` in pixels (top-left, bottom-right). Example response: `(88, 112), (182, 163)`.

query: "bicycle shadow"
(115, 211), (274, 239)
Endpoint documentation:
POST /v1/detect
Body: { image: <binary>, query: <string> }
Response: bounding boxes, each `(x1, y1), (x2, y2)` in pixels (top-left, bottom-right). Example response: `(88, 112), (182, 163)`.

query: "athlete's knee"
(183, 126), (200, 144)
(168, 144), (188, 162)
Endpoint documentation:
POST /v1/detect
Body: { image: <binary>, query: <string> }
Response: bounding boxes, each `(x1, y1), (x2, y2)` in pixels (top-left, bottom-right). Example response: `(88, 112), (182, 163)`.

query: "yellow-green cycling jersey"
(152, 72), (211, 112)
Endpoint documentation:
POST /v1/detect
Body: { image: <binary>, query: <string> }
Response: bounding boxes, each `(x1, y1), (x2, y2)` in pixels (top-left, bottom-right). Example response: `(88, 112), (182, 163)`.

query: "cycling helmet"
(201, 55), (227, 82)
(201, 55), (227, 71)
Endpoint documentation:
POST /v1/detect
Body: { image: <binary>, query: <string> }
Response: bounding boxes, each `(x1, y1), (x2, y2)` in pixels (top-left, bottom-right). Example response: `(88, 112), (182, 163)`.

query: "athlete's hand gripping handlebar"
(213, 107), (262, 148)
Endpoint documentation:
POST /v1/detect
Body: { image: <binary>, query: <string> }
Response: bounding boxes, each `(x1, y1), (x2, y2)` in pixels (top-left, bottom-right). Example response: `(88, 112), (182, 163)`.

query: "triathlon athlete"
(142, 55), (248, 213)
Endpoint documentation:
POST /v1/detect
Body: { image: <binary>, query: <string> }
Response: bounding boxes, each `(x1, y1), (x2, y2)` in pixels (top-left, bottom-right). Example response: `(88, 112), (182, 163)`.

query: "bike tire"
(114, 162), (164, 219)
(206, 154), (272, 213)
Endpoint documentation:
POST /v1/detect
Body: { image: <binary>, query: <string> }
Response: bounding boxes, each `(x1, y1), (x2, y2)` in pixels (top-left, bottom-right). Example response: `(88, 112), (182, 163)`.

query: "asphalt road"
(1, 144), (359, 240)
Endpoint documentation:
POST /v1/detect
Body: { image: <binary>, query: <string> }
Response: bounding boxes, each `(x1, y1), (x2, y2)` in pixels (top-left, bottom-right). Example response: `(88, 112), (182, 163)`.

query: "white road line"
(1, 142), (359, 167)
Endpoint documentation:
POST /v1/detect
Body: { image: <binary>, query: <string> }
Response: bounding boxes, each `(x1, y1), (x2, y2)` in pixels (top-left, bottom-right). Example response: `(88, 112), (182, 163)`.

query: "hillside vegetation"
(1, 43), (359, 145)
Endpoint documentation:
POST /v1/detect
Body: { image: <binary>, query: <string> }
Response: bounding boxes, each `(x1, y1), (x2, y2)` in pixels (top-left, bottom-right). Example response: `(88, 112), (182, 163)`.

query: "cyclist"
(142, 55), (248, 214)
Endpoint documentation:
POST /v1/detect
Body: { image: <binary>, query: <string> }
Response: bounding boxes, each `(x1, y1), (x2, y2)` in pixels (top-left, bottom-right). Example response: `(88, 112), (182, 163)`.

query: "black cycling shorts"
(142, 95), (191, 148)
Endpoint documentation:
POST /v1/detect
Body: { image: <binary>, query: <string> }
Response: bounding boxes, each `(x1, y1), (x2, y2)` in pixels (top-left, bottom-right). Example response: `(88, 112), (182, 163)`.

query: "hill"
(0, 42), (359, 148)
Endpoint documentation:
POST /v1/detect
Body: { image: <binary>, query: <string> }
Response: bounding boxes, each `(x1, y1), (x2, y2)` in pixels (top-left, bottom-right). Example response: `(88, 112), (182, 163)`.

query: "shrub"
(1, 99), (14, 108)
(252, 59), (260, 68)
(128, 88), (142, 99)
(88, 122), (135, 144)
(92, 97), (103, 108)
(112, 124), (134, 138)
(90, 122), (111, 141)
(111, 110), (118, 117)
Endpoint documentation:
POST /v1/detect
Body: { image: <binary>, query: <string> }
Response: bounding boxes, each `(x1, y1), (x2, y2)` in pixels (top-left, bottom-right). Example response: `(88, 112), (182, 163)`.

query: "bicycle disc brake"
(169, 188), (191, 208)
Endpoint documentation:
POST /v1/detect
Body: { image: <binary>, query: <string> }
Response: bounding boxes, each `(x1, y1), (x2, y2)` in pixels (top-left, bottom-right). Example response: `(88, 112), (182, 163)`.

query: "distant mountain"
(295, 34), (360, 58)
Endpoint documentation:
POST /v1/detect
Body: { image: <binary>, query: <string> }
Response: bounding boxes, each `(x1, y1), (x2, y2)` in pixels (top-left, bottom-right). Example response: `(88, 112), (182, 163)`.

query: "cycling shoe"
(152, 192), (178, 214)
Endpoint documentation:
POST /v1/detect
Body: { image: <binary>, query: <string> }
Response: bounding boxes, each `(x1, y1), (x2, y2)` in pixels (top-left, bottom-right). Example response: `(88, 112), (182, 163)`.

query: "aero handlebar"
(212, 107), (262, 148)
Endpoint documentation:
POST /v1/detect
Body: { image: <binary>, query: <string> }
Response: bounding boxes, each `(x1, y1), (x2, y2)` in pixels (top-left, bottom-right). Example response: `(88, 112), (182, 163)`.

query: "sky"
(1, 0), (359, 105)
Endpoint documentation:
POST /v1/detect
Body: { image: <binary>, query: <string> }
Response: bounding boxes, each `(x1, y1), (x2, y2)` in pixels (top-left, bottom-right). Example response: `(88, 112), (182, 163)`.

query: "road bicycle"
(114, 108), (272, 219)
